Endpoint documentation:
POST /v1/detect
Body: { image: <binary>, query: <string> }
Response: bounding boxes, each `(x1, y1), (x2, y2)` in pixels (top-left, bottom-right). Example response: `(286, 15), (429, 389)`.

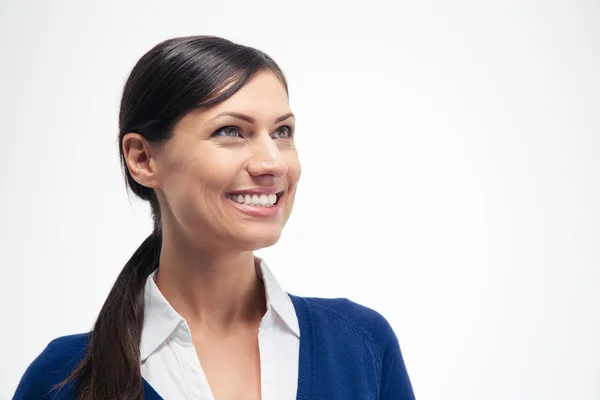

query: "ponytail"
(57, 230), (161, 399)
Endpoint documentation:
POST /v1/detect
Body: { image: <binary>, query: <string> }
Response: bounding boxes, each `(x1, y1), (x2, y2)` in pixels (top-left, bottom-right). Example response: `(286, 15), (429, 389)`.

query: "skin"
(122, 69), (301, 399)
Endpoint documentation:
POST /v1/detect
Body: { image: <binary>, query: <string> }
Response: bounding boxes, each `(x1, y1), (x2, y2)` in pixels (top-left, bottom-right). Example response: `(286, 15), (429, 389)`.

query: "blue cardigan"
(14, 294), (415, 399)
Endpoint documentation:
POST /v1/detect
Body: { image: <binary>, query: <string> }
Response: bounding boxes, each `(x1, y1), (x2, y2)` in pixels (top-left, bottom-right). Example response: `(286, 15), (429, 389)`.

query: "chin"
(237, 228), (282, 251)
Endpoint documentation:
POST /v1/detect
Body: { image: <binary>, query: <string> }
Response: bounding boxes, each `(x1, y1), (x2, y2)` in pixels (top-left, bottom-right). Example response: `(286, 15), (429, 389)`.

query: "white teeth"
(226, 192), (279, 207)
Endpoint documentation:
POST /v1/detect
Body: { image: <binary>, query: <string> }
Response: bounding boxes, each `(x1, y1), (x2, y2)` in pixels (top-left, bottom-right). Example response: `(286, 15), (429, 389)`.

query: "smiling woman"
(13, 36), (415, 400)
(140, 70), (301, 252)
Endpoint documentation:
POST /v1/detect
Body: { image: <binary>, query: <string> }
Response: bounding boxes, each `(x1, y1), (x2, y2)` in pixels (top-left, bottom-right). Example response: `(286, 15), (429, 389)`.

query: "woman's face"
(152, 70), (301, 251)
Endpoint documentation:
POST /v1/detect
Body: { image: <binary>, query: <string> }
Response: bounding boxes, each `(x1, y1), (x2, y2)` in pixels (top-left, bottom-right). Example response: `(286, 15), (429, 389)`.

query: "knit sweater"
(13, 294), (415, 399)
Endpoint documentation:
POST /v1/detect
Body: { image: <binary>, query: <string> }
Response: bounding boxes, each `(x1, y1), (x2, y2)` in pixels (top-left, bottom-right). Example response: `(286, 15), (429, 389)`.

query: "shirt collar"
(140, 257), (299, 362)
(255, 257), (300, 338)
(140, 269), (184, 362)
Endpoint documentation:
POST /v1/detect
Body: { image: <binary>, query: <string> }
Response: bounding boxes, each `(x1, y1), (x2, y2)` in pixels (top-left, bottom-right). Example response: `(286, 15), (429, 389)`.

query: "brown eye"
(272, 125), (293, 139)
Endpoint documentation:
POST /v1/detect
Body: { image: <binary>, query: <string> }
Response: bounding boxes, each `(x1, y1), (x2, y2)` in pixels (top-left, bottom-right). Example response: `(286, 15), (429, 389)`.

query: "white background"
(1, 0), (599, 399)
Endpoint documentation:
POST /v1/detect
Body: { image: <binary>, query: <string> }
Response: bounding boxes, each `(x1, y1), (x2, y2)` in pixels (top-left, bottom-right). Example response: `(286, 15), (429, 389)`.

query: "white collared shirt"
(140, 259), (300, 399)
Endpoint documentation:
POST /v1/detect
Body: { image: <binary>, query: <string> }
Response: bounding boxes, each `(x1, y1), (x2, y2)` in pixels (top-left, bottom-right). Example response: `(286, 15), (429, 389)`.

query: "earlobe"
(122, 133), (160, 189)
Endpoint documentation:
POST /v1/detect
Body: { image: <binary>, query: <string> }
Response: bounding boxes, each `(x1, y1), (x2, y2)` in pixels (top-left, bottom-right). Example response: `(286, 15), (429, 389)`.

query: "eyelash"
(211, 125), (295, 139)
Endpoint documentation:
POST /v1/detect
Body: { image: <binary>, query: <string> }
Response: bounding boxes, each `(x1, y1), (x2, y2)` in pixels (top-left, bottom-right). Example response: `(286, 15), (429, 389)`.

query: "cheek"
(177, 150), (233, 189)
(161, 157), (223, 215)
(284, 155), (301, 217)
(286, 152), (302, 185)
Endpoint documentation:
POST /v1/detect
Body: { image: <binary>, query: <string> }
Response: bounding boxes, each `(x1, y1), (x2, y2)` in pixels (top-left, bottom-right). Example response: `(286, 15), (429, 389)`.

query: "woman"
(14, 36), (415, 400)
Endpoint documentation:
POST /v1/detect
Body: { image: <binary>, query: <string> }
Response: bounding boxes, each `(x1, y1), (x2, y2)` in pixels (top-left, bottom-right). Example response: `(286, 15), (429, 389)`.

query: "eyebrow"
(213, 112), (295, 124)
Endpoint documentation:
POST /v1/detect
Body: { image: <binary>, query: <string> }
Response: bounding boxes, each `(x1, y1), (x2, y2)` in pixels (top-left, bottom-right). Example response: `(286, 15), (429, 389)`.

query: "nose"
(247, 132), (288, 178)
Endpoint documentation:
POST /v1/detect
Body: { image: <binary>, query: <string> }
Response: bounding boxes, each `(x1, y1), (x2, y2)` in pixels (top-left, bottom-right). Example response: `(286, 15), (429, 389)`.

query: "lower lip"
(226, 195), (283, 217)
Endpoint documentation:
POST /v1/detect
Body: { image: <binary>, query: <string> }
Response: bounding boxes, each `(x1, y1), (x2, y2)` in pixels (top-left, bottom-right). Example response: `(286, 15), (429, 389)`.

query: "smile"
(225, 192), (283, 208)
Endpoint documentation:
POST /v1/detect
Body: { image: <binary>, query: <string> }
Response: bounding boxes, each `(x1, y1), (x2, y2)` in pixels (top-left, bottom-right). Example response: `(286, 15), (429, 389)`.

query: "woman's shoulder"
(287, 294), (398, 351)
(288, 294), (415, 399)
(13, 333), (89, 399)
(26, 332), (90, 371)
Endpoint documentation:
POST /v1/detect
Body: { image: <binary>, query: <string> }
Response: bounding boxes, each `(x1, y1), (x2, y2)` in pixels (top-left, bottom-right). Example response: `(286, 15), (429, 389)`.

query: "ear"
(122, 133), (160, 189)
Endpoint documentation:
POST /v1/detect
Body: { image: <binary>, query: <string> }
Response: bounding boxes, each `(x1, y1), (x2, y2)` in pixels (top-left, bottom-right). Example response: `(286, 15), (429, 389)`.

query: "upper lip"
(225, 188), (284, 196)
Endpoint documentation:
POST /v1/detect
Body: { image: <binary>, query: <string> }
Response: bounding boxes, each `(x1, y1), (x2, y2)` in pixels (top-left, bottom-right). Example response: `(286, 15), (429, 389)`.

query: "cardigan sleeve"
(380, 326), (416, 399)
(13, 345), (54, 400)
(13, 334), (87, 400)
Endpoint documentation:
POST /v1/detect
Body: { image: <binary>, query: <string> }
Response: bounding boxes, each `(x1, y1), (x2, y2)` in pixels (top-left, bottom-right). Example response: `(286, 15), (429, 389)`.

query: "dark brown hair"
(58, 35), (288, 399)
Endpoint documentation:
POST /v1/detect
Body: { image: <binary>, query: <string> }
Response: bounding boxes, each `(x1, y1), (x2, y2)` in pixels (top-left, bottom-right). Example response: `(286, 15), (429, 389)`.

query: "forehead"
(203, 70), (290, 121)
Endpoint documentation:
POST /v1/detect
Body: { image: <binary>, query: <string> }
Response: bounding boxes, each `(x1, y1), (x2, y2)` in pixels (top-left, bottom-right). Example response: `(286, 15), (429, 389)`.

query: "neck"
(154, 231), (266, 335)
